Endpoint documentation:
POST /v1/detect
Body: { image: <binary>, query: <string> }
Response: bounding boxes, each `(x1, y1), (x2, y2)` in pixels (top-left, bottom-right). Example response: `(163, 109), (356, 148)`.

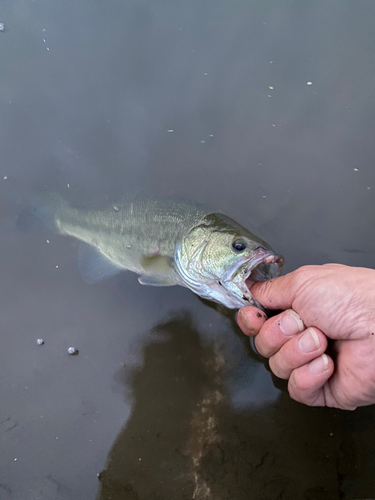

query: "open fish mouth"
(247, 252), (284, 282)
(233, 251), (285, 308)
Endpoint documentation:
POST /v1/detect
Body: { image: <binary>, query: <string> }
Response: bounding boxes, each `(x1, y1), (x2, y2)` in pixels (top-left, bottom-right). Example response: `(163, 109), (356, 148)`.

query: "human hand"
(237, 264), (375, 410)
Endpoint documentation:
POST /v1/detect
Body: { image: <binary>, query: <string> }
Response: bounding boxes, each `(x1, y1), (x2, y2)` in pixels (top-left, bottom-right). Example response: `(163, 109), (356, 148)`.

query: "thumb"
(249, 272), (299, 310)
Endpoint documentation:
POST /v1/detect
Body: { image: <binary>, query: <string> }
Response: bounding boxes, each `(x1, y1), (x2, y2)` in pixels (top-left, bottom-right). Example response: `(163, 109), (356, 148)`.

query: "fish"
(17, 195), (284, 309)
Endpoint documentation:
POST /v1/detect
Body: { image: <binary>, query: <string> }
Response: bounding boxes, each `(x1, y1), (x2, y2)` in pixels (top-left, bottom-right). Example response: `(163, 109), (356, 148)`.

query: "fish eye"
(232, 240), (247, 253)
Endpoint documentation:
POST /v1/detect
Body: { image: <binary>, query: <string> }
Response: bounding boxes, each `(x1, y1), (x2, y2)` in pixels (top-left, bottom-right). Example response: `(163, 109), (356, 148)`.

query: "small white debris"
(139, 458), (142, 461)
(42, 28), (46, 32)
(0, 23), (4, 32)
(272, 124), (276, 127)
(113, 206), (119, 212)
(55, 265), (59, 268)
(47, 47), (50, 51)
(367, 187), (371, 190)
(167, 129), (174, 133)
(200, 140), (205, 143)
(329, 432), (334, 436)
(269, 61), (273, 64)
(262, 196), (267, 199)
(209, 134), (214, 137)
(14, 458), (17, 462)
(42, 38), (46, 43)
(67, 183), (70, 188)
(306, 81), (313, 86)
(46, 240), (50, 244)
(37, 339), (44, 345)
(267, 95), (272, 98)
(204, 73), (208, 76)
(3, 176), (8, 180)
(68, 347), (79, 356)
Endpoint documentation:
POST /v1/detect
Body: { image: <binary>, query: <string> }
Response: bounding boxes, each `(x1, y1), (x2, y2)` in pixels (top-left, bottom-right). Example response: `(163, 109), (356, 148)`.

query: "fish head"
(175, 213), (284, 309)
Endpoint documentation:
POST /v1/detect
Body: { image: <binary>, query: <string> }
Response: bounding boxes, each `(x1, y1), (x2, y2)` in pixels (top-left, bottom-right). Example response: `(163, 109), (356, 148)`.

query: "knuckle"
(288, 381), (308, 404)
(269, 355), (290, 380)
(254, 336), (271, 357)
(268, 338), (282, 354)
(288, 380), (308, 405)
(255, 331), (280, 358)
(293, 265), (317, 283)
(288, 370), (310, 394)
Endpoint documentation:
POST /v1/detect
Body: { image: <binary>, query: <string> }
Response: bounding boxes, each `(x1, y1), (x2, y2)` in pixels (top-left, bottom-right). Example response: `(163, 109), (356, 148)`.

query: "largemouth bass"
(18, 196), (284, 309)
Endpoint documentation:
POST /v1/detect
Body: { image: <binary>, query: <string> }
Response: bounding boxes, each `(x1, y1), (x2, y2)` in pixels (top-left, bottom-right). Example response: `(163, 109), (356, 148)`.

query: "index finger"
(237, 306), (267, 336)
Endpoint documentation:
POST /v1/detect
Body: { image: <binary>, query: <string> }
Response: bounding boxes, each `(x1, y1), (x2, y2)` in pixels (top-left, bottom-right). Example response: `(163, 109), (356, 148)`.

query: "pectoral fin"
(140, 254), (174, 274)
(78, 243), (123, 284)
(138, 254), (177, 286)
(138, 275), (177, 287)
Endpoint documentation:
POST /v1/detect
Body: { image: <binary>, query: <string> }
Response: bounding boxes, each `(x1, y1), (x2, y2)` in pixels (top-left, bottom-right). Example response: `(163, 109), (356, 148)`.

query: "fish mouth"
(246, 252), (284, 282)
(235, 250), (285, 309)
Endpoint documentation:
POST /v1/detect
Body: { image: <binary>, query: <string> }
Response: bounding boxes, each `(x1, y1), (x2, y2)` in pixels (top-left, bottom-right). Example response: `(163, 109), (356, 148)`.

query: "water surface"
(1, 1), (375, 499)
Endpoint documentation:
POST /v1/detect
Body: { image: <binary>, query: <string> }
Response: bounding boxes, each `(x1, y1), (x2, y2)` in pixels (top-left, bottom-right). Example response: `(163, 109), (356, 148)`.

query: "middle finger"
(254, 309), (305, 358)
(269, 327), (328, 379)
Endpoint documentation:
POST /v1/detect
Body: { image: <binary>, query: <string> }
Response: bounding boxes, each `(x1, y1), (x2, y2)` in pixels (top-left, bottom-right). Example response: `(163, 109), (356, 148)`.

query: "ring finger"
(269, 327), (328, 380)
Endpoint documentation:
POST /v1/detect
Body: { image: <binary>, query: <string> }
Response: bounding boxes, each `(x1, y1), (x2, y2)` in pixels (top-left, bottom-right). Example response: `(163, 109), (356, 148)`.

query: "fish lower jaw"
(218, 278), (257, 309)
(234, 252), (284, 307)
(239, 285), (264, 311)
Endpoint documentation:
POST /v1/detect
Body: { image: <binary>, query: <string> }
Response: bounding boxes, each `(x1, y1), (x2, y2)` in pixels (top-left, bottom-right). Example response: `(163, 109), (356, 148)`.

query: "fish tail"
(16, 193), (69, 234)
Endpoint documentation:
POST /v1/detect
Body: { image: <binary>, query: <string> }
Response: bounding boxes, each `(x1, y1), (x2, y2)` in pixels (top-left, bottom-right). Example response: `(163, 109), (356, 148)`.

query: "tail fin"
(16, 193), (68, 234)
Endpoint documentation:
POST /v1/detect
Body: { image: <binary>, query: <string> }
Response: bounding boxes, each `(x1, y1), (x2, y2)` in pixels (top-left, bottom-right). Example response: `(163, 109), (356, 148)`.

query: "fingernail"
(238, 310), (256, 335)
(279, 310), (304, 336)
(309, 354), (329, 374)
(298, 328), (320, 353)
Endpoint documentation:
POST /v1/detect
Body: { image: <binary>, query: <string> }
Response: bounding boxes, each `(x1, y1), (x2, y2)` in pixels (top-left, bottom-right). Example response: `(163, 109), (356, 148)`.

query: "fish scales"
(57, 200), (209, 277)
(18, 195), (284, 308)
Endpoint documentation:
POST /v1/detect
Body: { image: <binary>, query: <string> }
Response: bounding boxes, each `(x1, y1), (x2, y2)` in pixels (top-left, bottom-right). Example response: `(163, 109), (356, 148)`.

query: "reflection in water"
(96, 314), (374, 500)
(96, 313), (223, 499)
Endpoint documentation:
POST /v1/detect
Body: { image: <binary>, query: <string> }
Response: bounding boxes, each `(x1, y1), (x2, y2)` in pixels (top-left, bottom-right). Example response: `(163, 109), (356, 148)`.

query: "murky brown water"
(1, 1), (375, 499)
